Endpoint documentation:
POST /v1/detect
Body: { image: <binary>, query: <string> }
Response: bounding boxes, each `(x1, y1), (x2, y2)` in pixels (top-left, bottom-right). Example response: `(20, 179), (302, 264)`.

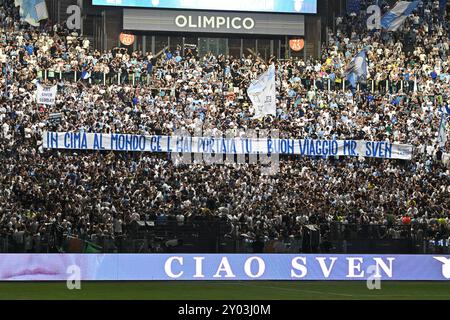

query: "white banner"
(247, 64), (277, 119)
(36, 84), (57, 105)
(43, 132), (414, 160)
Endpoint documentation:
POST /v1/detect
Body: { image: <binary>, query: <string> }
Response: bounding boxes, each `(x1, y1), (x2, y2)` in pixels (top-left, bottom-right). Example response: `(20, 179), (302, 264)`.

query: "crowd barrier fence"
(1, 221), (448, 254)
(28, 69), (427, 95)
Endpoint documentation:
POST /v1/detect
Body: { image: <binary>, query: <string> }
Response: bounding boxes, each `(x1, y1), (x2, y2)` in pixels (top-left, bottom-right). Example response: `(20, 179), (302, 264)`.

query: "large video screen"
(92, 0), (318, 14)
(1, 254), (449, 281)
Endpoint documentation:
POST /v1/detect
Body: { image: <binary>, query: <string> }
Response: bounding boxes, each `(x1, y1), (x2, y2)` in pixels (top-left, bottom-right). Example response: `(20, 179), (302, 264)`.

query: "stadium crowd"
(0, 0), (449, 252)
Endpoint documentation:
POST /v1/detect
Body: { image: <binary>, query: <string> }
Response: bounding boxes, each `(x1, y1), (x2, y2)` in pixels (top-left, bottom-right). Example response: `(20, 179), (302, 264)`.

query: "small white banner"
(36, 84), (57, 105)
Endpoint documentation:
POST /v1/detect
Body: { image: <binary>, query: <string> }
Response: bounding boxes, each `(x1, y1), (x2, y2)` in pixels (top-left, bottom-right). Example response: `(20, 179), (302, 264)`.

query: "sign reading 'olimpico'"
(123, 9), (305, 35)
(174, 15), (256, 31)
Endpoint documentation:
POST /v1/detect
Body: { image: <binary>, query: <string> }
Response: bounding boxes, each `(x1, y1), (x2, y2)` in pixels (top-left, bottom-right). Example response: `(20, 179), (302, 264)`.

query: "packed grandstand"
(0, 0), (448, 253)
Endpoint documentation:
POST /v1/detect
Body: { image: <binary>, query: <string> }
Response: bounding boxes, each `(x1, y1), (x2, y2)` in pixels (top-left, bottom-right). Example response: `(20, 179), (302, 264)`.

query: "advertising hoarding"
(93, 0), (317, 14)
(1, 254), (449, 281)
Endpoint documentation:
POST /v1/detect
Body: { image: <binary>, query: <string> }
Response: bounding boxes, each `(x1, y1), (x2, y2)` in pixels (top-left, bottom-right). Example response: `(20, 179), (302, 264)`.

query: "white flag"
(438, 112), (448, 148)
(247, 64), (277, 119)
(36, 83), (58, 105)
(35, 1), (49, 21)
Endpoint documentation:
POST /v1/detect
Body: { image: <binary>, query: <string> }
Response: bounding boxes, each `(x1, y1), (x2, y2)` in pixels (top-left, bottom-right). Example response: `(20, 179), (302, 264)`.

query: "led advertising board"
(1, 254), (449, 281)
(92, 0), (317, 14)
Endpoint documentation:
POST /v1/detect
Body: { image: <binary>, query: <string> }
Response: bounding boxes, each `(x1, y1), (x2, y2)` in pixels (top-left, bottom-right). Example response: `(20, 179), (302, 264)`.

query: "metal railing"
(0, 221), (448, 254)
(27, 68), (428, 94)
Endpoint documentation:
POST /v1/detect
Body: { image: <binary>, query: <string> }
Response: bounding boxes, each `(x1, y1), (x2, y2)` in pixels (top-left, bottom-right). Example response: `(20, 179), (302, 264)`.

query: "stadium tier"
(0, 0), (448, 258)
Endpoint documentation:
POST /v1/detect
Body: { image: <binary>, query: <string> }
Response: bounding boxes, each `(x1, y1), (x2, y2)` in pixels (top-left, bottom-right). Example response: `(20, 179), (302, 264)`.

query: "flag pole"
(246, 48), (268, 66)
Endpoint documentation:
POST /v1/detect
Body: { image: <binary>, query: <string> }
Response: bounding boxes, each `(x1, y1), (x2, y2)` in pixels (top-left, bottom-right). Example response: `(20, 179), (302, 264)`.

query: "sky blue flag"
(15, 0), (48, 27)
(81, 70), (91, 80)
(380, 1), (420, 31)
(346, 72), (357, 89)
(345, 50), (367, 88)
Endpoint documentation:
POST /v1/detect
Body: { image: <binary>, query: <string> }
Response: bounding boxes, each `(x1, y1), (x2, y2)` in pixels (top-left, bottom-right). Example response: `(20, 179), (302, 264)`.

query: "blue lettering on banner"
(139, 136), (146, 151)
(150, 136), (158, 152)
(100, 134), (105, 149)
(118, 135), (125, 151)
(42, 132), (412, 160)
(110, 134), (147, 151)
(310, 140), (316, 156)
(201, 138), (215, 154)
(176, 137), (184, 153)
(221, 139), (236, 154)
(156, 136), (162, 152)
(331, 140), (338, 156)
(245, 139), (253, 154)
(125, 135), (133, 151)
(64, 132), (88, 149)
(273, 139), (294, 155)
(267, 138), (273, 155)
(111, 134), (125, 151)
(221, 139), (237, 154)
(79, 132), (88, 149)
(202, 138), (208, 153)
(366, 142), (393, 159)
(185, 137), (192, 153)
(299, 139), (308, 155)
(219, 139), (224, 153)
(315, 140), (322, 155)
(298, 139), (339, 157)
(176, 137), (192, 153)
(206, 138), (211, 153)
(93, 133), (102, 150)
(321, 140), (328, 157)
(344, 140), (358, 156)
(230, 139), (237, 154)
(111, 134), (117, 150)
(197, 138), (204, 153)
(167, 136), (172, 153)
(64, 133), (71, 148)
(240, 139), (253, 154)
(210, 138), (215, 153)
(48, 132), (58, 149)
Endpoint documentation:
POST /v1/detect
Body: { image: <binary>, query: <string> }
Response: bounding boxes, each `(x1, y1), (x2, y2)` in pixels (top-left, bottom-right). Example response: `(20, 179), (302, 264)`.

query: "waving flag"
(247, 64), (277, 119)
(438, 105), (449, 148)
(345, 50), (367, 88)
(81, 70), (91, 80)
(381, 1), (420, 31)
(438, 113), (447, 148)
(15, 0), (49, 27)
